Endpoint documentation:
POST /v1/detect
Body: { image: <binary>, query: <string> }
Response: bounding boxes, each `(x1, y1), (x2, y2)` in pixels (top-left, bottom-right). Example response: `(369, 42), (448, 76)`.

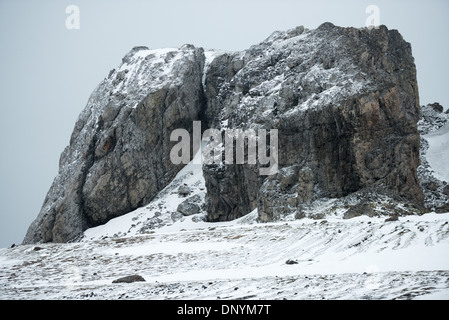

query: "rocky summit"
(203, 23), (423, 222)
(24, 23), (425, 244)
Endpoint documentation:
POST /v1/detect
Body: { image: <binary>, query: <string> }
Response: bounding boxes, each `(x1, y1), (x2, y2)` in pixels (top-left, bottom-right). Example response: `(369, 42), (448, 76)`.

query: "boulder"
(171, 211), (184, 222)
(178, 185), (192, 197)
(343, 202), (377, 220)
(177, 195), (201, 216)
(428, 102), (444, 113)
(112, 275), (146, 284)
(385, 215), (399, 222)
(443, 185), (449, 196)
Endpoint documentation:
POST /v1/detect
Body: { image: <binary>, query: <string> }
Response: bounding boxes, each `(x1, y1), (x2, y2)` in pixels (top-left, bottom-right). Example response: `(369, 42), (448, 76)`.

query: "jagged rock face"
(23, 45), (205, 243)
(203, 23), (423, 222)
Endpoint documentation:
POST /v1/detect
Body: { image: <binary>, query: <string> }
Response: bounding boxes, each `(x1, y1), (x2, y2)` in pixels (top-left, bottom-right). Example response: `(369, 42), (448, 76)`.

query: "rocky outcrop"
(24, 23), (426, 243)
(23, 45), (205, 244)
(418, 102), (448, 135)
(203, 23), (423, 222)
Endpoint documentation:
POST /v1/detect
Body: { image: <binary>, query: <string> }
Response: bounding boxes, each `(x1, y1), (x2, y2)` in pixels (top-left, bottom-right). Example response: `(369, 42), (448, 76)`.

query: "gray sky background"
(0, 0), (448, 248)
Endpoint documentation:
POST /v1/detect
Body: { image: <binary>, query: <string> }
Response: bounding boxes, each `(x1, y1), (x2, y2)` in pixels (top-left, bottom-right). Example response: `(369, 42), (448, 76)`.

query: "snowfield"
(1, 212), (449, 300)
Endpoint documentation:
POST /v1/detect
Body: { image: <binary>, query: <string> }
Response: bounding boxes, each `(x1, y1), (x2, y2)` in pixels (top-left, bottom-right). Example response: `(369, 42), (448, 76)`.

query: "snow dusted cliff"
(24, 23), (425, 244)
(2, 23), (448, 300)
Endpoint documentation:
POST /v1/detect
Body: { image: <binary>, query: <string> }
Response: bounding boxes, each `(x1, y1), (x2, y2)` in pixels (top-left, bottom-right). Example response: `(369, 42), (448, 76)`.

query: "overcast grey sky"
(0, 0), (448, 248)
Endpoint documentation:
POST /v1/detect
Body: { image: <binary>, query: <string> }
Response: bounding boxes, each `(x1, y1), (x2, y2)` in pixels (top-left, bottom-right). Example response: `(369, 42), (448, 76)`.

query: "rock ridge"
(24, 23), (425, 243)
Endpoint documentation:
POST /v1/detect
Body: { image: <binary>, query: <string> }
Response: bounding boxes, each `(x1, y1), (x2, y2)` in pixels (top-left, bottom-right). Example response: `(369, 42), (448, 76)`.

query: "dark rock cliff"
(23, 45), (205, 243)
(203, 23), (423, 222)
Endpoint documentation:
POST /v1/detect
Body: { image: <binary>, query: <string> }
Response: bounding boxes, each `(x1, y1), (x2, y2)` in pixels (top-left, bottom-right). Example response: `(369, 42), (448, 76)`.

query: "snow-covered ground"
(424, 123), (449, 182)
(1, 210), (449, 300)
(1, 113), (449, 300)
